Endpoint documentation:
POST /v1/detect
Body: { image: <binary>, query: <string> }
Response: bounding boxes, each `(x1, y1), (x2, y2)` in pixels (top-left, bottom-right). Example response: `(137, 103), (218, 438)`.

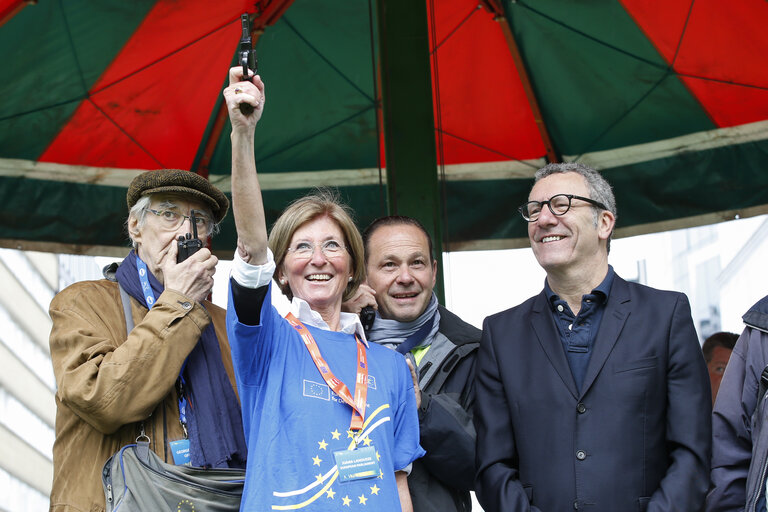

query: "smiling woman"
(268, 191), (366, 313)
(222, 66), (424, 512)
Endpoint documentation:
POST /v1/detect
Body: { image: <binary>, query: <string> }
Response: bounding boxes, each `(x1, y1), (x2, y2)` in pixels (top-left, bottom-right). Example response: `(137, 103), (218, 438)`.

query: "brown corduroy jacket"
(48, 278), (237, 512)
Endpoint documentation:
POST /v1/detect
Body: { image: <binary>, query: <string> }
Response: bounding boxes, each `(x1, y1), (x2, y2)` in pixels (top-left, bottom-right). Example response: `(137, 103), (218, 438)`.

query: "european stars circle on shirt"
(176, 499), (195, 511)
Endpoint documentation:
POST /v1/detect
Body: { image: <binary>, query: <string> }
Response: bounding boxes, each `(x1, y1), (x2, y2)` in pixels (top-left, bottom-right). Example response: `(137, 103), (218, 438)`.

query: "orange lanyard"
(285, 313), (368, 431)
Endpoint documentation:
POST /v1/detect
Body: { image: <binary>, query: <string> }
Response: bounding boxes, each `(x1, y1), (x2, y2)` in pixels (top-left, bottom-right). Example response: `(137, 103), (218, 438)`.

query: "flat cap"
(127, 169), (229, 223)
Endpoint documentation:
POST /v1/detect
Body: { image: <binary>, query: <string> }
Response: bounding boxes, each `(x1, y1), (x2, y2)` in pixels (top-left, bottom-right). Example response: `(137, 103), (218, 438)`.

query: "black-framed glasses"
(518, 194), (607, 222)
(148, 208), (211, 231)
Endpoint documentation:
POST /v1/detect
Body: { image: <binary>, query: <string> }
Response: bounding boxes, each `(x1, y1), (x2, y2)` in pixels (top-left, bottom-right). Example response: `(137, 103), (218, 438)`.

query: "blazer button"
(576, 450), (586, 460)
(573, 501), (579, 509)
(577, 403), (587, 414)
(180, 301), (192, 310)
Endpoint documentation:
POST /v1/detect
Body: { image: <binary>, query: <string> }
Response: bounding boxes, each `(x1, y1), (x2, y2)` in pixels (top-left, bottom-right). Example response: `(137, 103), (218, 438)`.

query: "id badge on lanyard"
(137, 256), (191, 464)
(285, 314), (380, 482)
(286, 313), (368, 430)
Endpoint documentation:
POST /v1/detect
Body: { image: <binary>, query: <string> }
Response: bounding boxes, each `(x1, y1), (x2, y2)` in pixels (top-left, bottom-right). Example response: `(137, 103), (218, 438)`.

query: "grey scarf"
(367, 293), (440, 349)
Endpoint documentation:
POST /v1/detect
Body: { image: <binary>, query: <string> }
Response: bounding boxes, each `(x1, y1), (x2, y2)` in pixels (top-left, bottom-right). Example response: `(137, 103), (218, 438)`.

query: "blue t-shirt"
(227, 282), (425, 512)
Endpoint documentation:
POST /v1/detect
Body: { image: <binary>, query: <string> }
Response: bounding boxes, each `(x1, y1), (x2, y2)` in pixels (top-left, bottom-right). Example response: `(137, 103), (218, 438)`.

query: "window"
(0, 466), (48, 512)
(0, 387), (54, 461)
(0, 304), (55, 391)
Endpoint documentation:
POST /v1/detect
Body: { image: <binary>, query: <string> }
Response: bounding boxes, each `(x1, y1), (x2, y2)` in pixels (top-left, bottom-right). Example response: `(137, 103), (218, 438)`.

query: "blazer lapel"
(530, 291), (579, 399)
(579, 275), (631, 397)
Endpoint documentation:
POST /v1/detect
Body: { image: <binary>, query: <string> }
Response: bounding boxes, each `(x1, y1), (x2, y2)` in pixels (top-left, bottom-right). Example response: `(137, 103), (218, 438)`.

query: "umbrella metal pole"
(482, 1), (560, 163)
(376, 0), (445, 303)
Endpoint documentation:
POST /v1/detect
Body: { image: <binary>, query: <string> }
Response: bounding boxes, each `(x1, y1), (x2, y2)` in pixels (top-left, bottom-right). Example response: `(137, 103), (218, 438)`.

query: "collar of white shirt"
(291, 296), (368, 345)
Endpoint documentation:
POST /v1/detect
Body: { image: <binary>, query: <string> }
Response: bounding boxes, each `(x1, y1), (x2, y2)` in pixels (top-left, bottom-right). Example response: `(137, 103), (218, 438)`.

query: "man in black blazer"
(474, 163), (711, 512)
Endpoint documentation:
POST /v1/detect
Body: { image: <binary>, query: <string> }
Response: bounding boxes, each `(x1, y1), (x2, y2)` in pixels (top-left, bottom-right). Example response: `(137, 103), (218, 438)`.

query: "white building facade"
(0, 249), (101, 511)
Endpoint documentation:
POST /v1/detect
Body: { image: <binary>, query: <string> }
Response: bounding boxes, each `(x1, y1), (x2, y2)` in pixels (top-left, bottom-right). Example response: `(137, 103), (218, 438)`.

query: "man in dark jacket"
(707, 296), (768, 511)
(475, 163), (710, 511)
(345, 215), (479, 512)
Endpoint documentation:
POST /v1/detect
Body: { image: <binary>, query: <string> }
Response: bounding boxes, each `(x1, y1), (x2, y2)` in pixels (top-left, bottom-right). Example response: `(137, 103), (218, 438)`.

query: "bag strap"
(759, 365), (768, 404)
(136, 439), (151, 465)
(118, 283), (135, 333)
(118, 283), (157, 451)
(420, 341), (478, 392)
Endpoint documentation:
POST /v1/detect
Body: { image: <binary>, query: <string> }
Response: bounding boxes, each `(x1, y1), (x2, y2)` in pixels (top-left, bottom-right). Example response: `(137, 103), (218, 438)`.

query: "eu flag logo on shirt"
(303, 380), (330, 401)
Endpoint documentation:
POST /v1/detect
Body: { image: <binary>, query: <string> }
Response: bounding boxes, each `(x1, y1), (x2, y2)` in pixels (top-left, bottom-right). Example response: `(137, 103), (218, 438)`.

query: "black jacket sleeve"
(230, 277), (269, 326)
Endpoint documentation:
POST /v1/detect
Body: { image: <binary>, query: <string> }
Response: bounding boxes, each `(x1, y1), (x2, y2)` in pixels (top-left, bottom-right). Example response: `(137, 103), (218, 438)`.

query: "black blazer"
(474, 274), (711, 512)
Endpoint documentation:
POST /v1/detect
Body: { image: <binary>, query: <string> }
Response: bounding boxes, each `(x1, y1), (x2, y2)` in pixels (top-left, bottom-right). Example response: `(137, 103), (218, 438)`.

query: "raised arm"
(223, 66), (267, 265)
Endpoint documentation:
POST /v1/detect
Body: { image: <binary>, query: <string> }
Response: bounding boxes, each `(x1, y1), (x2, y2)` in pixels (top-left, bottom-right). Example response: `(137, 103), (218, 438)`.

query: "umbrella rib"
(87, 98), (165, 168)
(88, 16), (238, 95)
(366, 0), (386, 217)
(571, 75), (667, 163)
(259, 106), (376, 163)
(437, 129), (540, 169)
(281, 16), (374, 102)
(673, 72), (768, 92)
(669, 0), (697, 68)
(517, 2), (666, 71)
(0, 97), (82, 122)
(58, 0), (89, 95)
(430, 4), (482, 55)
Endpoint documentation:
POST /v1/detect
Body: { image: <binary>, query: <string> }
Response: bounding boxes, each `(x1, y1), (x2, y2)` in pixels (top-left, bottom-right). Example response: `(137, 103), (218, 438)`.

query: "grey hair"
(534, 162), (617, 252)
(126, 194), (219, 249)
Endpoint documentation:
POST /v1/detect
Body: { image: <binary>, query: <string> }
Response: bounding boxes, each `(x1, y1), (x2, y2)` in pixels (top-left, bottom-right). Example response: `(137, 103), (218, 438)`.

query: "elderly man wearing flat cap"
(48, 169), (246, 512)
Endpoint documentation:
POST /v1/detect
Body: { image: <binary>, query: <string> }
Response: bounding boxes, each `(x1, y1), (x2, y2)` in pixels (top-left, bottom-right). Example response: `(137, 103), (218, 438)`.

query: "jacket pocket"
(614, 356), (658, 374)
(638, 496), (650, 511)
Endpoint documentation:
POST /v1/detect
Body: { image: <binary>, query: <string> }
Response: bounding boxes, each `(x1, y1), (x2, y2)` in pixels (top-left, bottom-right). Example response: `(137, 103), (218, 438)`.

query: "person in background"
(48, 169), (245, 512)
(344, 215), (480, 512)
(474, 162), (711, 511)
(223, 66), (424, 512)
(707, 298), (768, 511)
(702, 331), (739, 405)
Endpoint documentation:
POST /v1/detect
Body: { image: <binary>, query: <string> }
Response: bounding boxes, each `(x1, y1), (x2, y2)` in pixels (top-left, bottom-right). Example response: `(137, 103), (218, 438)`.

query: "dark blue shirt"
(544, 266), (615, 392)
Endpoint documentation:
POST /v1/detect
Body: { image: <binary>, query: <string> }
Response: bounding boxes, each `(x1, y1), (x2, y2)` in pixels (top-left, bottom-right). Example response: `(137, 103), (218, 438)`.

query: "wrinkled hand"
(223, 66), (265, 129)
(160, 241), (218, 303)
(341, 284), (377, 315)
(406, 358), (422, 409)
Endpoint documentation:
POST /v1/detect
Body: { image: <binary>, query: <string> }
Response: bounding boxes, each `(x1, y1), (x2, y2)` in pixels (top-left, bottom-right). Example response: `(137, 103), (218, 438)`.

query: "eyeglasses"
(148, 208), (211, 231)
(286, 240), (347, 260)
(519, 194), (607, 222)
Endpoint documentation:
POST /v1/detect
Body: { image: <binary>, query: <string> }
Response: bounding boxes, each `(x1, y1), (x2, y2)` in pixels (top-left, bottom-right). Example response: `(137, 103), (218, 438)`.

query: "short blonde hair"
(269, 188), (365, 302)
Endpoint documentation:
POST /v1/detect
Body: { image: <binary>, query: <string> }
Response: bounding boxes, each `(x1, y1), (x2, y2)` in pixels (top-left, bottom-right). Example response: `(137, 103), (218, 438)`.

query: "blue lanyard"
(136, 254), (189, 438)
(395, 312), (437, 355)
(135, 256), (157, 309)
(178, 376), (189, 438)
